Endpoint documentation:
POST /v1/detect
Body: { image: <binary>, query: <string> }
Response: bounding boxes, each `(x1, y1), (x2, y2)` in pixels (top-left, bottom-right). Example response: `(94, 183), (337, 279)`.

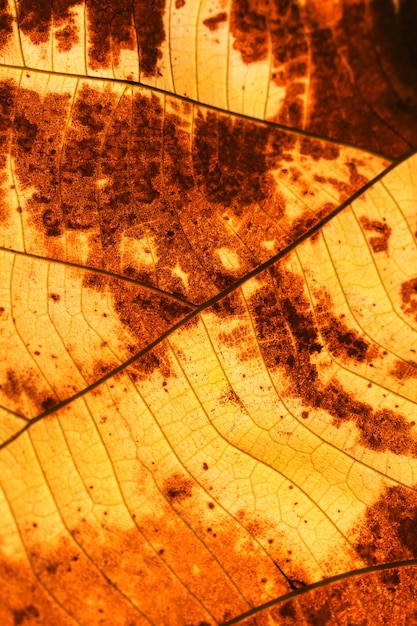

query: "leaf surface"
(1, 2), (417, 625)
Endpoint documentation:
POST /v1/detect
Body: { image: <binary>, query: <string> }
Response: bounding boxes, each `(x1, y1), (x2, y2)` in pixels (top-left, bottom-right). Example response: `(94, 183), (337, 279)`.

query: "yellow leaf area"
(1, 2), (417, 626)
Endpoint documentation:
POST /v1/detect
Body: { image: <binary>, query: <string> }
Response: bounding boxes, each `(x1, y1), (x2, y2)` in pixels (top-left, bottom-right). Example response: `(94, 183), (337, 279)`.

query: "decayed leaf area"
(1, 0), (417, 625)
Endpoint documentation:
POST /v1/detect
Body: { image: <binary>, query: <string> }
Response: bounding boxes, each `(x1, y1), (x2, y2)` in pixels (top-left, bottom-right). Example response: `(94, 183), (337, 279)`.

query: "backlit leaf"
(1, 2), (417, 625)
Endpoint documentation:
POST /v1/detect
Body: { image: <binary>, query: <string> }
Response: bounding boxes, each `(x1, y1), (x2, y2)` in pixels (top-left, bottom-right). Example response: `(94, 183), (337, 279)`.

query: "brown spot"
(1, 369), (58, 417)
(390, 359), (417, 380)
(220, 388), (244, 409)
(41, 397), (58, 412)
(279, 600), (296, 619)
(193, 109), (283, 209)
(86, 0), (136, 70)
(92, 360), (114, 380)
(314, 288), (373, 364)
(134, 0), (166, 77)
(18, 0), (81, 49)
(0, 0), (13, 51)
(252, 565), (417, 624)
(163, 473), (194, 503)
(355, 485), (417, 564)
(202, 462), (209, 471)
(229, 0), (268, 65)
(49, 293), (60, 302)
(0, 81), (17, 225)
(12, 86), (73, 240)
(359, 216), (392, 254)
(203, 12), (227, 32)
(300, 137), (339, 161)
(247, 262), (417, 457)
(17, 0), (52, 44)
(400, 277), (417, 322)
(128, 346), (171, 383)
(175, 0), (185, 7)
(12, 604), (40, 626)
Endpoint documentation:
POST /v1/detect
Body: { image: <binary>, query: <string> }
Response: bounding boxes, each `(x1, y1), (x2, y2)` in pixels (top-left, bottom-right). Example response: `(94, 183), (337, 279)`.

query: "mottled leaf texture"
(1, 2), (417, 626)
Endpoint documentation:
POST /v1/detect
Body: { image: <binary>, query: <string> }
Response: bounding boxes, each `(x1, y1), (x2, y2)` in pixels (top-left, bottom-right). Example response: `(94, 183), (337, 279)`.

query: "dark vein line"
(220, 559), (417, 625)
(0, 62), (394, 162)
(0, 247), (197, 308)
(1, 148), (415, 450)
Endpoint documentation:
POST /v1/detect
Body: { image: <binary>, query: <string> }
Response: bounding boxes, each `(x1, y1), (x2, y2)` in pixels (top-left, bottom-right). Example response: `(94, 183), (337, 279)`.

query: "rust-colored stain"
(128, 347), (172, 382)
(400, 276), (417, 322)
(134, 0), (166, 77)
(203, 12), (228, 32)
(390, 359), (417, 380)
(163, 473), (195, 503)
(4, 77), (380, 304)
(238, 566), (417, 625)
(0, 0), (13, 50)
(0, 368), (58, 416)
(18, 0), (82, 49)
(244, 262), (417, 456)
(228, 0), (417, 156)
(86, 0), (136, 69)
(314, 288), (376, 364)
(359, 216), (392, 254)
(355, 485), (417, 564)
(0, 81), (16, 225)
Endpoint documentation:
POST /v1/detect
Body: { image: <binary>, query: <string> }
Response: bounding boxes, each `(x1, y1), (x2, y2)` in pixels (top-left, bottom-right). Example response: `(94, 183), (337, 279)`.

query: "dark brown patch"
(230, 0), (308, 127)
(0, 369), (58, 417)
(134, 0), (166, 77)
(299, 137), (339, 161)
(0, 81), (16, 225)
(175, 0), (185, 8)
(128, 346), (171, 382)
(355, 485), (417, 564)
(314, 289), (373, 364)
(211, 292), (246, 319)
(13, 604), (40, 625)
(17, 0), (52, 44)
(49, 293), (60, 302)
(400, 277), (417, 322)
(307, 2), (417, 156)
(17, 0), (81, 49)
(53, 1), (83, 52)
(359, 216), (392, 254)
(203, 12), (227, 32)
(60, 83), (117, 235)
(246, 262), (417, 456)
(12, 86), (72, 239)
(0, 0), (13, 50)
(163, 473), (194, 503)
(229, 0), (268, 65)
(279, 600), (296, 619)
(193, 109), (284, 209)
(110, 282), (192, 345)
(228, 2), (414, 155)
(390, 359), (417, 380)
(86, 0), (136, 70)
(255, 565), (417, 625)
